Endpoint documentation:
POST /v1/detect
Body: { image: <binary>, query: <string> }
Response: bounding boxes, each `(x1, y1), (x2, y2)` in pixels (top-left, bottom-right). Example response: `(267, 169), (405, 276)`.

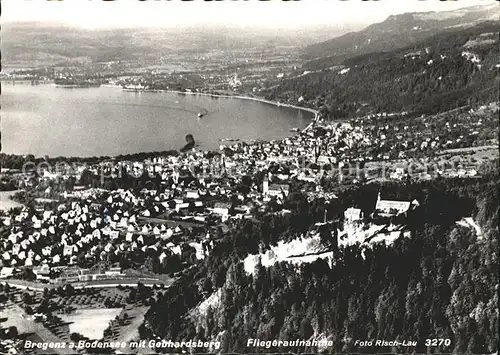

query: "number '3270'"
(425, 338), (452, 346)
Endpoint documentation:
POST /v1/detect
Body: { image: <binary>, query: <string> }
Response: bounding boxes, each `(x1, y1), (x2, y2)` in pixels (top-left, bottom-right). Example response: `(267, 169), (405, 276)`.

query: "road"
(0, 278), (175, 292)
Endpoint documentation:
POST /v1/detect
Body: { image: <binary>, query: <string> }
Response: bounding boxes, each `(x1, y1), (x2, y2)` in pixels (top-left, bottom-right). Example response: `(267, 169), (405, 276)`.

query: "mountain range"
(302, 3), (498, 69)
(0, 23), (351, 69)
(2, 4), (497, 71)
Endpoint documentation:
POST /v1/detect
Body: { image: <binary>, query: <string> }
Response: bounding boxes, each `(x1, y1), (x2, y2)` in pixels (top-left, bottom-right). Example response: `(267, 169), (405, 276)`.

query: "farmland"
(61, 308), (122, 340)
(0, 281), (163, 354)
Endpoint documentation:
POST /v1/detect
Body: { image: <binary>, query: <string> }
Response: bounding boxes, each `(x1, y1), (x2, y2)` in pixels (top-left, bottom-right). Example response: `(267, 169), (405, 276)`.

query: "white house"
(268, 184), (290, 198)
(186, 190), (200, 199)
(344, 208), (364, 223)
(374, 192), (418, 217)
(0, 267), (15, 278)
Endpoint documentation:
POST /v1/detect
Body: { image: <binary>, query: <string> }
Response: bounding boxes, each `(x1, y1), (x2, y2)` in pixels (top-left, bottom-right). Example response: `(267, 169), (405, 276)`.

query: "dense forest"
(142, 163), (498, 353)
(264, 22), (499, 119)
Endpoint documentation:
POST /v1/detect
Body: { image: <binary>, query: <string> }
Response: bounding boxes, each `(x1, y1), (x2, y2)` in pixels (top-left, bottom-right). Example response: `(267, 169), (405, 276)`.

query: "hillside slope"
(302, 3), (498, 68)
(142, 168), (499, 353)
(264, 21), (499, 118)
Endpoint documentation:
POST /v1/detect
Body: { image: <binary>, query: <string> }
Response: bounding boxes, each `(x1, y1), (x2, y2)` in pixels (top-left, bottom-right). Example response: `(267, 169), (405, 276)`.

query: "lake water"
(1, 83), (312, 157)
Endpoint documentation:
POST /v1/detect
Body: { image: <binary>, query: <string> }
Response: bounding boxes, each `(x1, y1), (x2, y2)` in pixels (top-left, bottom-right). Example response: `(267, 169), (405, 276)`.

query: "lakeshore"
(139, 88), (319, 129)
(53, 81), (319, 122)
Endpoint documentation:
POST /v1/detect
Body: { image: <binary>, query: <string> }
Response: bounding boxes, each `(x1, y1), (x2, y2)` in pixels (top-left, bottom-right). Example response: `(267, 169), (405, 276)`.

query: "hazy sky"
(2, 0), (495, 29)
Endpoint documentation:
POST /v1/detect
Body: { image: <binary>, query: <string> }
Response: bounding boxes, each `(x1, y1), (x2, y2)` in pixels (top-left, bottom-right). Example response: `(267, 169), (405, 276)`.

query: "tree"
(22, 268), (36, 281)
(77, 252), (88, 268)
(56, 286), (65, 297)
(37, 297), (51, 314)
(79, 168), (93, 187)
(299, 317), (314, 339)
(22, 292), (33, 305)
(127, 289), (137, 304)
(103, 327), (113, 338)
(70, 332), (83, 342)
(65, 284), (75, 297)
(7, 326), (18, 339)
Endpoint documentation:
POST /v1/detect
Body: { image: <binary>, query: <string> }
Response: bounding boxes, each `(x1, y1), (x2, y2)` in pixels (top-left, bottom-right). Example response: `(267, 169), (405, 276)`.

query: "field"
(1, 302), (41, 335)
(60, 308), (122, 340)
(1, 284), (152, 353)
(1, 302), (76, 355)
(438, 145), (499, 161)
(109, 305), (150, 354)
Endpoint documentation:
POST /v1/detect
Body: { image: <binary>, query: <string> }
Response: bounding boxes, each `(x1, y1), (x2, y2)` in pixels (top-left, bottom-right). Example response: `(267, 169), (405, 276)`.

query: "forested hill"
(142, 165), (499, 353)
(263, 21), (499, 118)
(302, 3), (498, 66)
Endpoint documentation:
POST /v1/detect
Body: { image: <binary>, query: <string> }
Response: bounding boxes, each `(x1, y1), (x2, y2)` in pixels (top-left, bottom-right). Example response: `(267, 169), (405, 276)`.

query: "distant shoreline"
(169, 90), (319, 133)
(3, 80), (319, 126)
(168, 90), (318, 117)
(131, 88), (319, 129)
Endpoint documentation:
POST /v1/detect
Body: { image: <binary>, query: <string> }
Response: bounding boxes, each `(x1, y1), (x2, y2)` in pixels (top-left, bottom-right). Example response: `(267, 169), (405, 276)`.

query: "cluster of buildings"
(351, 103), (498, 161)
(0, 187), (217, 282)
(0, 99), (496, 284)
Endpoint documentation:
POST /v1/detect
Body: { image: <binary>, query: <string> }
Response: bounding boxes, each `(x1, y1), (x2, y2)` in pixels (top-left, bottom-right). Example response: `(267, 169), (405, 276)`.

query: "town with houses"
(1, 1), (499, 353)
(0, 96), (498, 353)
(1, 98), (497, 278)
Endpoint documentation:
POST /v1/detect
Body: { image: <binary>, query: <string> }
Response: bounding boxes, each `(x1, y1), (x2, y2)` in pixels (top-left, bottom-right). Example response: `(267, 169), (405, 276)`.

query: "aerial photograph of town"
(0, 0), (498, 354)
